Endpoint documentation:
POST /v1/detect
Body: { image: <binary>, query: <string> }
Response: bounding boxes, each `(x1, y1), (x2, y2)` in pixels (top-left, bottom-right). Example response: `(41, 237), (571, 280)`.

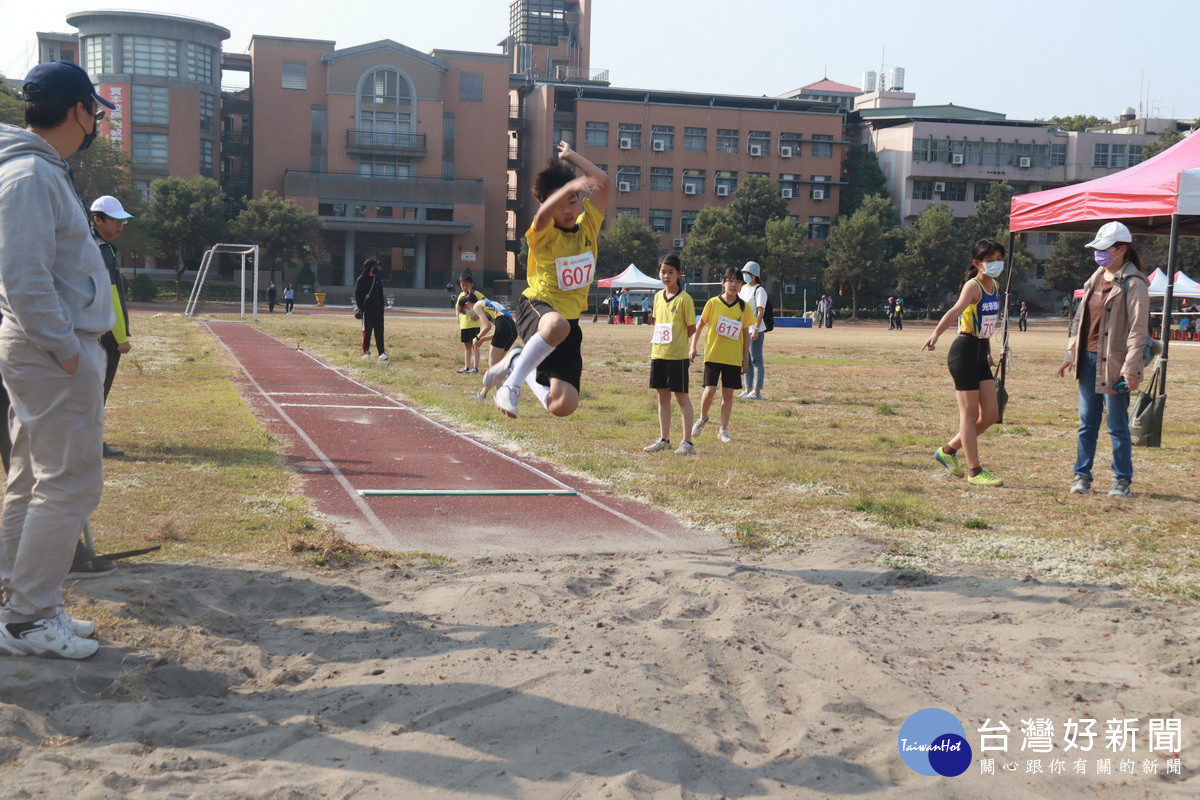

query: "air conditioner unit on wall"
(683, 183), (697, 195)
(951, 153), (965, 165)
(780, 146), (793, 158)
(651, 139), (666, 151)
(933, 181), (946, 193)
(672, 238), (685, 249)
(619, 137), (633, 150)
(749, 144), (763, 157)
(1018, 156), (1032, 168)
(617, 181), (632, 193)
(715, 184), (730, 196)
(812, 188), (826, 200)
(781, 187), (794, 199)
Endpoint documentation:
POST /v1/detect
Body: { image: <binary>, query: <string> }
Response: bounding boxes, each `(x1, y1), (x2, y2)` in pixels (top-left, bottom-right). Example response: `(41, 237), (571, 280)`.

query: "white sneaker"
(53, 607), (95, 638)
(747, 390), (762, 400)
(644, 438), (671, 452)
(691, 417), (708, 438)
(483, 345), (523, 391)
(495, 384), (521, 418)
(0, 615), (99, 659)
(735, 390), (749, 399)
(378, 353), (389, 361)
(361, 353), (371, 359)
(675, 441), (695, 455)
(475, 391), (488, 400)
(717, 429), (733, 443)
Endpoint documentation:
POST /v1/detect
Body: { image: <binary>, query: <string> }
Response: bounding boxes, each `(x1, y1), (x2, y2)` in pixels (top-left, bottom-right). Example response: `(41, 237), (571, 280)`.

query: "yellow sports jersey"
(700, 295), (755, 366)
(456, 290), (485, 329)
(650, 289), (695, 361)
(957, 278), (1000, 338)
(523, 197), (604, 319)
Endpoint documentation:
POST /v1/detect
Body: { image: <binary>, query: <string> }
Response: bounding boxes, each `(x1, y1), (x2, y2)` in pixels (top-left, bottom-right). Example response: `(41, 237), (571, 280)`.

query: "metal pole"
(239, 249), (245, 320)
(252, 246), (260, 323)
(1158, 214), (1180, 396)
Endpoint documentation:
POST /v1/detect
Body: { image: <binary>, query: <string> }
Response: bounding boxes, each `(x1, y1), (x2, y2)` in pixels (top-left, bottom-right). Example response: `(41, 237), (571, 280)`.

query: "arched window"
(358, 67), (413, 135)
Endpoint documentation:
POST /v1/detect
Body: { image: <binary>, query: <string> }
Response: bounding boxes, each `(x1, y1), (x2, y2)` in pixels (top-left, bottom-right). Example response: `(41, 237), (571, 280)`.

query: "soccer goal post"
(184, 243), (261, 320)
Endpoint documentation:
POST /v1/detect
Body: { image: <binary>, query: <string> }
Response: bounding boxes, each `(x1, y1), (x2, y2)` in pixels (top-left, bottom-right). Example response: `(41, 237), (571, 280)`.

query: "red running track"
(202, 321), (725, 556)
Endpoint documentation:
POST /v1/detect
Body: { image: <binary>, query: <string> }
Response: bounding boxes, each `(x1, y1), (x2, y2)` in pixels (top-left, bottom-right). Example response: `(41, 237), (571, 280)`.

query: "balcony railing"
(345, 129), (427, 156)
(554, 66), (610, 83)
(221, 172), (251, 192)
(221, 130), (251, 146)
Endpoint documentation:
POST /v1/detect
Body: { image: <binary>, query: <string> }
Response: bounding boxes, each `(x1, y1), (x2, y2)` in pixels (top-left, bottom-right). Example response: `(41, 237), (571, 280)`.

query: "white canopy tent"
(596, 264), (665, 291)
(1146, 268), (1200, 299)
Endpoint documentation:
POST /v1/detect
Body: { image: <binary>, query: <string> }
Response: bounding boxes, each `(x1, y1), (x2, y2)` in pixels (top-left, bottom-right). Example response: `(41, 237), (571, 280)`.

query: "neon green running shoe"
(934, 447), (965, 477)
(966, 469), (1003, 487)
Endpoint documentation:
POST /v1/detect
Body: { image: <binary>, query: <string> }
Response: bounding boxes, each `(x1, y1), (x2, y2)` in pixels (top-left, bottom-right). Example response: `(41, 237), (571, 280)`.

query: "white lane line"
(360, 488), (578, 497)
(238, 325), (673, 542)
(201, 322), (396, 550)
(278, 403), (404, 410)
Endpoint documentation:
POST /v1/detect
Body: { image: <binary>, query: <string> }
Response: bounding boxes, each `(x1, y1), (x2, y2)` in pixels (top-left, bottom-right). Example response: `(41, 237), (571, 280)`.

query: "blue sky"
(3, 0), (1197, 123)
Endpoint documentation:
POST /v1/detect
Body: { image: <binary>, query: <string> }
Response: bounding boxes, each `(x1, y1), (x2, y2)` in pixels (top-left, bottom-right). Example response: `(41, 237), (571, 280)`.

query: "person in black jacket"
(354, 258), (387, 360)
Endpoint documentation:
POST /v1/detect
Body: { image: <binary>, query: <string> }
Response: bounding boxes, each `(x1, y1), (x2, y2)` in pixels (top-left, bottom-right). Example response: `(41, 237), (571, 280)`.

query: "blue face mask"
(983, 260), (1004, 278)
(1094, 250), (1114, 267)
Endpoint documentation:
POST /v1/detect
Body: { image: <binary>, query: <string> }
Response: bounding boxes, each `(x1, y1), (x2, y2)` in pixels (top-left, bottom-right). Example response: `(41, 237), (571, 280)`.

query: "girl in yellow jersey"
(643, 254), (697, 455)
(921, 238), (1006, 487)
(689, 267), (755, 444)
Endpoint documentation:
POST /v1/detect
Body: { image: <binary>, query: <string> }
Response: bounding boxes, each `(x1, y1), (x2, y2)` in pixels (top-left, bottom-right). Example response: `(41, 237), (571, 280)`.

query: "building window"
(616, 207), (639, 218)
(186, 42), (215, 84)
(282, 61), (308, 90)
(649, 167), (673, 192)
(199, 93), (215, 132)
(311, 107), (326, 147)
(748, 131), (770, 155)
(943, 181), (967, 202)
(1128, 144), (1144, 165)
(310, 153), (326, 173)
(716, 129), (739, 154)
(377, 206), (393, 218)
(911, 179), (932, 200)
(459, 73), (483, 102)
(973, 182), (990, 202)
(553, 120), (575, 148)
(444, 116), (456, 159)
(132, 131), (168, 171)
(808, 175), (831, 200)
(200, 139), (213, 176)
(1050, 142), (1067, 167)
(123, 36), (177, 77)
(648, 209), (672, 233)
(682, 168), (705, 195)
(811, 134), (834, 158)
(359, 68), (413, 140)
(132, 85), (168, 125)
(650, 125), (675, 151)
(714, 170), (737, 196)
(779, 133), (803, 157)
(83, 36), (112, 76)
(618, 123), (642, 149)
(681, 210), (699, 235)
(443, 160), (455, 180)
(134, 180), (151, 202)
(585, 121), (608, 147)
(809, 216), (831, 240)
(616, 165), (641, 191)
(357, 155), (411, 179)
(684, 127), (706, 151)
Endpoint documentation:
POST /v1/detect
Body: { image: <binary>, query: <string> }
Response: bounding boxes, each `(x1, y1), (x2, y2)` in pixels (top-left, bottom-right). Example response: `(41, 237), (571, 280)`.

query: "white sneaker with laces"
(483, 346), (523, 391)
(644, 438), (671, 453)
(675, 441), (695, 455)
(0, 615), (99, 659)
(717, 429), (733, 443)
(691, 417), (708, 438)
(53, 607), (95, 638)
(747, 390), (762, 400)
(378, 353), (389, 361)
(495, 384), (521, 418)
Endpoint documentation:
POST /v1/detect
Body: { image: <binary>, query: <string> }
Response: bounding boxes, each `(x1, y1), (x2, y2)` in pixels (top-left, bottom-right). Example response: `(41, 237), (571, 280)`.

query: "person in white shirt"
(737, 261), (768, 399)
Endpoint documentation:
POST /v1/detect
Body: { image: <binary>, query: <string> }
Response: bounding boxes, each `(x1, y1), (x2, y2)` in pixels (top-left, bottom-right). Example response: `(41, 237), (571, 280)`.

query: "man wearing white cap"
(0, 60), (116, 659)
(89, 195), (134, 459)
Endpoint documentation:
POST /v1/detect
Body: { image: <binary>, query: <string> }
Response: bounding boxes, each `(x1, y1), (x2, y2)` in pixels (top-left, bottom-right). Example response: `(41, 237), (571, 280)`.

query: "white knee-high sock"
(524, 372), (551, 409)
(504, 333), (554, 389)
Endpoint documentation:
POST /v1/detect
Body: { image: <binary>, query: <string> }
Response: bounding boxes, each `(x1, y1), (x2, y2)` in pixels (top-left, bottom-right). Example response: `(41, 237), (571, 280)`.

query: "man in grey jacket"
(0, 61), (116, 659)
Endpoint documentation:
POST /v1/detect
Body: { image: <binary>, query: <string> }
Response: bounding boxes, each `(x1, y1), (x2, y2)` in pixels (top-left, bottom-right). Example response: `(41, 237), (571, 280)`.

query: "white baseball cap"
(741, 261), (761, 278)
(89, 195), (134, 219)
(1085, 221), (1131, 250)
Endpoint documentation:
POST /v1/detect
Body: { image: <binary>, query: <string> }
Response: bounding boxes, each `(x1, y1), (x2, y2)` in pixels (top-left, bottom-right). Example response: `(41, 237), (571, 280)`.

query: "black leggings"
(361, 311), (385, 355)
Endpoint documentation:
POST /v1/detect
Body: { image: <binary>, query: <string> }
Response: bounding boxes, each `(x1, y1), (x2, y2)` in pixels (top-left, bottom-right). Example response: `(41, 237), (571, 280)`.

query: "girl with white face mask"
(921, 238), (1006, 487)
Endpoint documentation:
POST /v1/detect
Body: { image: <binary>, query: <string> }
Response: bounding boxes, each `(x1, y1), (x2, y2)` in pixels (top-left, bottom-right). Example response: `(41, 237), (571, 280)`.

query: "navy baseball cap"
(22, 60), (115, 110)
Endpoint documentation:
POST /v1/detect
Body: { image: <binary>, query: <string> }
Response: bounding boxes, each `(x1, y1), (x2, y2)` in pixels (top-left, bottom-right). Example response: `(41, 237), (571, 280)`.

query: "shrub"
(129, 273), (159, 302)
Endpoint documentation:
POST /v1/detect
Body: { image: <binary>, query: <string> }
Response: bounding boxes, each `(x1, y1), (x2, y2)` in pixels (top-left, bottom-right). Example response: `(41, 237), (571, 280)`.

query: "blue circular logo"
(898, 708), (972, 777)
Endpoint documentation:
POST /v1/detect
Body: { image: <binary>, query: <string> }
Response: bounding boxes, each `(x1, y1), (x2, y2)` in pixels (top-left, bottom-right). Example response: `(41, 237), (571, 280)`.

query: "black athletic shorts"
(491, 314), (517, 351)
(460, 326), (480, 344)
(649, 358), (689, 393)
(515, 296), (583, 390)
(947, 333), (993, 391)
(702, 361), (743, 390)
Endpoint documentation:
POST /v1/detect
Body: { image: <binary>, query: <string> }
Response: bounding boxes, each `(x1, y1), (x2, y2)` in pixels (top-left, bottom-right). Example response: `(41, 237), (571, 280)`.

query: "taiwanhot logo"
(898, 708), (972, 777)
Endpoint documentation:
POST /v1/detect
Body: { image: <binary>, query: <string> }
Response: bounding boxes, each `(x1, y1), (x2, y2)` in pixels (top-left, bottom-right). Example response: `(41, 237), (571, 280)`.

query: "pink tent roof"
(1010, 131), (1200, 236)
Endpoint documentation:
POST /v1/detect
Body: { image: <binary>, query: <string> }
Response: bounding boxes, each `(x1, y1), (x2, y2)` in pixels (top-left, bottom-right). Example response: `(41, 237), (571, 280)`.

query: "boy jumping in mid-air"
(485, 141), (609, 418)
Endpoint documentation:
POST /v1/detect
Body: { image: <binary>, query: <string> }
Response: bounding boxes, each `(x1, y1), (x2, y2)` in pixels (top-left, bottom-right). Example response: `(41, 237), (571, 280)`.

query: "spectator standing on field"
(737, 261), (768, 399)
(266, 282), (277, 313)
(89, 195), (134, 459)
(283, 283), (295, 314)
(354, 259), (387, 360)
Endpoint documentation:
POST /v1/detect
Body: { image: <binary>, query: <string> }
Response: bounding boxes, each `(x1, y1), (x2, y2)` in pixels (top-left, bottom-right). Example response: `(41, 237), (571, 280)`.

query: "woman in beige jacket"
(1058, 221), (1150, 498)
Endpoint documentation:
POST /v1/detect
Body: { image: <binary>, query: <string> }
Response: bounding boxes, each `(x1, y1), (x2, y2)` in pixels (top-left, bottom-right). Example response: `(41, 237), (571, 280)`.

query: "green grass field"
(97, 309), (1200, 598)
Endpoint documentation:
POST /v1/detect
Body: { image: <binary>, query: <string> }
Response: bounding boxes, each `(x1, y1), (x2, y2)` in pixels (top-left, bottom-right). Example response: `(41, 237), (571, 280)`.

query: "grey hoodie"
(0, 123), (114, 363)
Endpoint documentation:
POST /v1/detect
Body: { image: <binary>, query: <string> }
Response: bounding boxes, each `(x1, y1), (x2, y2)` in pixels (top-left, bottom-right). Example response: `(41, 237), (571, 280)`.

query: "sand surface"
(2, 536), (1196, 799)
